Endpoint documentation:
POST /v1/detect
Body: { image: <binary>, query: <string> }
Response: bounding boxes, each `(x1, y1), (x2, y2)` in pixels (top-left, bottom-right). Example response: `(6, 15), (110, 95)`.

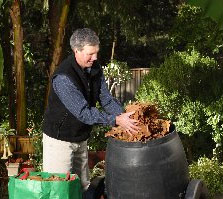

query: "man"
(42, 28), (139, 191)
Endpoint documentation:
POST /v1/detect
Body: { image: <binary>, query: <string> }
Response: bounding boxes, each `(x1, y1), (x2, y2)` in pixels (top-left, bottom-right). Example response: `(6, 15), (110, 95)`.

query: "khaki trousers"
(42, 133), (90, 191)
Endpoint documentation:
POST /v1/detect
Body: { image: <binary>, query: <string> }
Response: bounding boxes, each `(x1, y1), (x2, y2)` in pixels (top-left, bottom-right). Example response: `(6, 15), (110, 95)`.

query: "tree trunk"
(0, 0), (16, 129)
(111, 41), (115, 60)
(9, 0), (26, 135)
(45, 0), (70, 108)
(48, 0), (61, 62)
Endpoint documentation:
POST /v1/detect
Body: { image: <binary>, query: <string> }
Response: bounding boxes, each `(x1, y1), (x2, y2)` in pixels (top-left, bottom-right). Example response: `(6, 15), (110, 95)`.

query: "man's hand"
(116, 111), (141, 137)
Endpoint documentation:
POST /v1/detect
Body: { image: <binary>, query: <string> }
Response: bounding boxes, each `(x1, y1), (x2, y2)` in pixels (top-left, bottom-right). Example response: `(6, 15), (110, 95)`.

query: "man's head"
(70, 28), (100, 69)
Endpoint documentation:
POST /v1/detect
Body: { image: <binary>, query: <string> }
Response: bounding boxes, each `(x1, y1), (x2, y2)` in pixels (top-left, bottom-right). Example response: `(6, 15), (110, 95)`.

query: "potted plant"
(5, 158), (35, 177)
(5, 160), (21, 177)
(88, 125), (111, 169)
(102, 59), (132, 96)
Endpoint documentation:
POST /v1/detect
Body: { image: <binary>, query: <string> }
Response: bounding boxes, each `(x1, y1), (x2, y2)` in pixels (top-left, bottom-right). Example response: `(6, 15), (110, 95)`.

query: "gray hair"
(70, 28), (100, 51)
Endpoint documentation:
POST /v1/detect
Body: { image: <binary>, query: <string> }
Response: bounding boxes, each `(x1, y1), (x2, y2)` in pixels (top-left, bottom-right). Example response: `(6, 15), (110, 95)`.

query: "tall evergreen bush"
(136, 49), (223, 159)
(168, 3), (223, 62)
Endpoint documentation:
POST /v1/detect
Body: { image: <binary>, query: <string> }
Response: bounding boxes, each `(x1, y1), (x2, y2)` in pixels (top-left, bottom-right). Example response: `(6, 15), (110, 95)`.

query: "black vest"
(43, 54), (102, 142)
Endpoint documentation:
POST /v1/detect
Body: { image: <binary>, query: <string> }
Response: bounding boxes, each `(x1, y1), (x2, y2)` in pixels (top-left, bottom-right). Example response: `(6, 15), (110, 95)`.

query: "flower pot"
(6, 162), (20, 176)
(105, 124), (189, 199)
(88, 151), (106, 169)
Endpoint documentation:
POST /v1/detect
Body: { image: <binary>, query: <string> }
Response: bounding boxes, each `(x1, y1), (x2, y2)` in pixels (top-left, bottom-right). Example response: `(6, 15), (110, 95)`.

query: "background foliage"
(0, 0), (181, 144)
(0, 45), (3, 92)
(135, 2), (223, 165)
(136, 49), (223, 159)
(0, 2), (223, 196)
(189, 157), (223, 198)
(168, 4), (223, 65)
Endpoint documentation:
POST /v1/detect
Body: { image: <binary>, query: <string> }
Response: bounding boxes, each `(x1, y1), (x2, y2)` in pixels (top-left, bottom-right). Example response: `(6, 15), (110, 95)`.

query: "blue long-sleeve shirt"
(52, 74), (123, 127)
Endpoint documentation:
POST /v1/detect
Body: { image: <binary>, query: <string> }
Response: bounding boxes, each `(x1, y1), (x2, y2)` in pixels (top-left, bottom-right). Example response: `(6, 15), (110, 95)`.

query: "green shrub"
(205, 97), (223, 160)
(176, 100), (207, 136)
(88, 125), (111, 151)
(0, 96), (9, 123)
(136, 49), (223, 159)
(168, 3), (223, 61)
(90, 160), (105, 180)
(206, 97), (223, 145)
(189, 157), (223, 198)
(26, 122), (43, 171)
(179, 131), (214, 163)
(87, 102), (112, 151)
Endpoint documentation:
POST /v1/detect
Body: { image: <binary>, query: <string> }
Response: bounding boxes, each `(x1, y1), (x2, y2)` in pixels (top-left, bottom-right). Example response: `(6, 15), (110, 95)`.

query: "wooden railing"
(114, 68), (150, 104)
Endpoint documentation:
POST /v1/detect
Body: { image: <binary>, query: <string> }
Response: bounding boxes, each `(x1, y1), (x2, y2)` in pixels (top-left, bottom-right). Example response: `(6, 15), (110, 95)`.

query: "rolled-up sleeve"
(52, 74), (122, 126)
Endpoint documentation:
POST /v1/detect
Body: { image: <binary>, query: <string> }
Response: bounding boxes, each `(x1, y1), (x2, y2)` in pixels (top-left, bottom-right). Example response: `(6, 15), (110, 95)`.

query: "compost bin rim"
(107, 124), (177, 148)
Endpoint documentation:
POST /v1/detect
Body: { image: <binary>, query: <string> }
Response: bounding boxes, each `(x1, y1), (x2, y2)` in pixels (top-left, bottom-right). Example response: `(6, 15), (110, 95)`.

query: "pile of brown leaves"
(105, 102), (171, 142)
(27, 175), (65, 181)
(20, 172), (76, 181)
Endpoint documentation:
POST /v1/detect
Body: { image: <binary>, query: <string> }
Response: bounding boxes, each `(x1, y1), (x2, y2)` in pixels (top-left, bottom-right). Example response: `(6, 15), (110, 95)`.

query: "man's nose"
(92, 54), (97, 60)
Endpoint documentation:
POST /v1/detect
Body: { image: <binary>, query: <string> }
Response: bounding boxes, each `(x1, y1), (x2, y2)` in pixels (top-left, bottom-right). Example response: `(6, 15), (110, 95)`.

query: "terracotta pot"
(88, 151), (106, 169)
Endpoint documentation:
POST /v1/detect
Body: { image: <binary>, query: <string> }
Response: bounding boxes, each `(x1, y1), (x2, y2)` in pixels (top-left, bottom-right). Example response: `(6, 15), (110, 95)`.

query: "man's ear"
(73, 48), (78, 54)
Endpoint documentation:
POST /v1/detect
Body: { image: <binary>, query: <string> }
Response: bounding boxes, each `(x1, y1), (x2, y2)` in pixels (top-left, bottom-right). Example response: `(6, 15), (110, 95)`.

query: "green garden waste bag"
(8, 171), (82, 199)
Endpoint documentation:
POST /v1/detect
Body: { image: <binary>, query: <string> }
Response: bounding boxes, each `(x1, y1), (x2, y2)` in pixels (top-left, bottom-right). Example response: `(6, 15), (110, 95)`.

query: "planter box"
(0, 136), (35, 154)
(16, 136), (34, 154)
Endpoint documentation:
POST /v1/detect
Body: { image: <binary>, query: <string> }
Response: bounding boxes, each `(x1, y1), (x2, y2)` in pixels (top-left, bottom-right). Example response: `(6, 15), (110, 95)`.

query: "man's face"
(74, 45), (99, 69)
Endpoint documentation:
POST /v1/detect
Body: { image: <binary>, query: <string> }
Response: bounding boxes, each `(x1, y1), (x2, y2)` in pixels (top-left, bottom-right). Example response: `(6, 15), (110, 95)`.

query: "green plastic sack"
(8, 171), (82, 199)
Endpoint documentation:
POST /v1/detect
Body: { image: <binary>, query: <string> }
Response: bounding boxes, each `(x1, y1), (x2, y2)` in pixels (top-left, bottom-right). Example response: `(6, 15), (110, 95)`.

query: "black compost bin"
(105, 125), (189, 199)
